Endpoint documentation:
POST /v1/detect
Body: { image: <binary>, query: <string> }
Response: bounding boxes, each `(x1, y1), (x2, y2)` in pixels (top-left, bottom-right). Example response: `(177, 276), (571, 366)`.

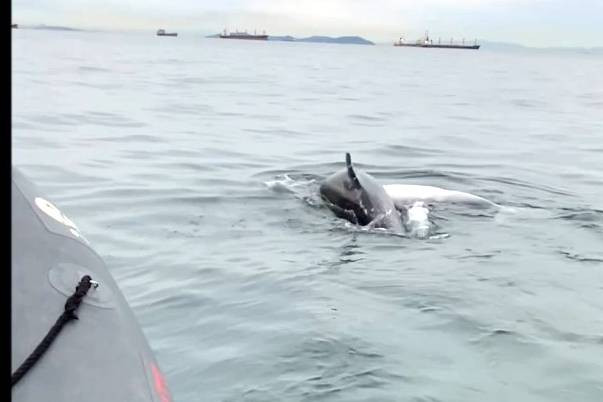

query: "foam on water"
(406, 201), (432, 239)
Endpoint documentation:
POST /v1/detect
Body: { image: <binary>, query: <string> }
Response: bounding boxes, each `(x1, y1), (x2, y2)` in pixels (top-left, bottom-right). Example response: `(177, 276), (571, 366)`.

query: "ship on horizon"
(157, 28), (177, 37)
(219, 29), (268, 40)
(395, 31), (479, 50)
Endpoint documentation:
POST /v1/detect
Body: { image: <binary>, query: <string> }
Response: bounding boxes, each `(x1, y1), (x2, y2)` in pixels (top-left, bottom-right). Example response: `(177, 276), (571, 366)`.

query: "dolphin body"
(319, 153), (500, 236)
(320, 153), (404, 233)
(383, 184), (500, 209)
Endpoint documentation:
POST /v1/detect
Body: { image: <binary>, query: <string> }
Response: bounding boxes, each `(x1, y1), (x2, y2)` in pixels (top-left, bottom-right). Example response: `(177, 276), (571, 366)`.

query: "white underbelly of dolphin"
(383, 184), (499, 208)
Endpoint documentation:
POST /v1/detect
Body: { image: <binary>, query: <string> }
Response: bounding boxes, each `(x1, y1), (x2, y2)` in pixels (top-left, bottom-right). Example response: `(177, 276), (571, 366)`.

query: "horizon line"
(12, 23), (603, 50)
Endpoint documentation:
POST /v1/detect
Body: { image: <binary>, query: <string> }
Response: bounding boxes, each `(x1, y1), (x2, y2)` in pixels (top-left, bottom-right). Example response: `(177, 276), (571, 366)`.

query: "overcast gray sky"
(12, 0), (603, 47)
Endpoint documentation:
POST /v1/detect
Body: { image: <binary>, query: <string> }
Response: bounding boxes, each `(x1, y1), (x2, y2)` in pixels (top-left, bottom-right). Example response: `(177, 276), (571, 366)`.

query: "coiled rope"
(11, 275), (95, 387)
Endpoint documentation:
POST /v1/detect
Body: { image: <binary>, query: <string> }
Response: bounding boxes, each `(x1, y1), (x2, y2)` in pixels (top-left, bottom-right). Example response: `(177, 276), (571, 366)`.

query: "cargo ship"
(156, 29), (177, 37)
(394, 31), (479, 50)
(219, 29), (268, 40)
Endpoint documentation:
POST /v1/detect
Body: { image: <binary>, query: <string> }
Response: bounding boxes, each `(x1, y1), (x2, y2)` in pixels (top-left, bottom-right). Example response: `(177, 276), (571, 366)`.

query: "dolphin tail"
(345, 153), (361, 189)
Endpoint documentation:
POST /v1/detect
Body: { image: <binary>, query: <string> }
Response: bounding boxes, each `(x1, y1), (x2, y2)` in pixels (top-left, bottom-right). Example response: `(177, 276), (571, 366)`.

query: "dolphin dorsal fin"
(346, 153), (361, 189)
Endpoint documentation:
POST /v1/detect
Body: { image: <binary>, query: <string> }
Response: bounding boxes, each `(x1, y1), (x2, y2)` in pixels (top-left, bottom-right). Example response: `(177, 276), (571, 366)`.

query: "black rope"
(11, 275), (94, 387)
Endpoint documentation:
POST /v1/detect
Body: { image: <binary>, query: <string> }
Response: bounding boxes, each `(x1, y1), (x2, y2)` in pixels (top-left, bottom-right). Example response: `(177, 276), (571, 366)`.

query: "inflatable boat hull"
(11, 168), (172, 402)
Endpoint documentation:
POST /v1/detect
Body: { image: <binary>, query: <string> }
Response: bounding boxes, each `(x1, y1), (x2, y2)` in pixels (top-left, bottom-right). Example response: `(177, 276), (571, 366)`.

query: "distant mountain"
(538, 46), (603, 54)
(479, 40), (603, 54)
(298, 36), (374, 45)
(268, 35), (295, 42)
(478, 40), (528, 51)
(27, 24), (83, 31)
(208, 33), (373, 45)
(269, 35), (374, 45)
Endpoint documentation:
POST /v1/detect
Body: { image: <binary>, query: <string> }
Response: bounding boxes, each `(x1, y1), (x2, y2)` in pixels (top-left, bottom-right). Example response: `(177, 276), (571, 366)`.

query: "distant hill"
(478, 40), (528, 51)
(538, 46), (603, 55)
(26, 24), (83, 31)
(268, 35), (295, 42)
(479, 40), (603, 54)
(272, 35), (374, 45)
(207, 33), (373, 45)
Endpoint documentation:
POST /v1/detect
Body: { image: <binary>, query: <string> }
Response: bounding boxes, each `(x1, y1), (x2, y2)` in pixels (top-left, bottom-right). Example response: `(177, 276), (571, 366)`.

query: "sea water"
(12, 29), (603, 401)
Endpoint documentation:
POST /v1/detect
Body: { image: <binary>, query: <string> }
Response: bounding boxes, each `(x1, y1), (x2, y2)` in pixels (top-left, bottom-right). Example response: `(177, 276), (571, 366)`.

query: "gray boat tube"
(11, 167), (172, 402)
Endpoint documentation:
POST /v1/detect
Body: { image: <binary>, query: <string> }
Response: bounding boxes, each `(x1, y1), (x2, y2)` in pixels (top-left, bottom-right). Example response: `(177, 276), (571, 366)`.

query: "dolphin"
(383, 184), (500, 209)
(320, 153), (404, 232)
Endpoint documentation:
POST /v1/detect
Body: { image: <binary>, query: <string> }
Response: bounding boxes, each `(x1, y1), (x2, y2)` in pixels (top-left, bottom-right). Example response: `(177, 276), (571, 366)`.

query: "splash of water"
(405, 201), (432, 239)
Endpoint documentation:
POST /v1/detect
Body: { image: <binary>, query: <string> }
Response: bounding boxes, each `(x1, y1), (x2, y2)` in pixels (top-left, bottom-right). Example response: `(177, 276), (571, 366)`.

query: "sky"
(11, 0), (603, 47)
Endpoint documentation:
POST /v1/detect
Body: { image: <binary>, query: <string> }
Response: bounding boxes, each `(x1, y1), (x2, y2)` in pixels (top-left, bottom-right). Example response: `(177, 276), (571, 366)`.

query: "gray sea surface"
(12, 29), (603, 401)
